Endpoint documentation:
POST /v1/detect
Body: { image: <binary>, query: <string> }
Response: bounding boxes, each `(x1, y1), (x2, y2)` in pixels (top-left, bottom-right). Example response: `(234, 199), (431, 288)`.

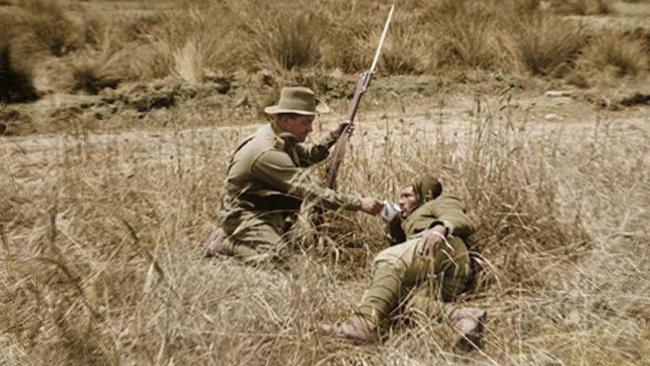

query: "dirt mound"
(100, 77), (233, 113)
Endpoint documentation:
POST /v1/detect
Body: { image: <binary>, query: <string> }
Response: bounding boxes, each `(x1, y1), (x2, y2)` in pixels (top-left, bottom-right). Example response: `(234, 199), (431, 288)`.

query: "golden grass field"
(1, 0), (650, 365)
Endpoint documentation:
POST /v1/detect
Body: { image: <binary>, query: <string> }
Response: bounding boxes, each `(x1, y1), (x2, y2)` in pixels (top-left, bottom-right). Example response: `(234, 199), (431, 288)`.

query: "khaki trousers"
(358, 235), (471, 325)
(220, 209), (287, 264)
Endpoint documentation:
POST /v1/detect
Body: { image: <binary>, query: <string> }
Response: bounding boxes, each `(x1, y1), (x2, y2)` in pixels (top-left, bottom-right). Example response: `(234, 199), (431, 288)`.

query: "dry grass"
(68, 38), (127, 94)
(1, 2), (648, 363)
(578, 33), (650, 79)
(416, 0), (519, 72)
(0, 30), (38, 103)
(1, 96), (648, 364)
(516, 15), (586, 76)
(0, 0), (648, 104)
(549, 0), (616, 15)
(16, 0), (82, 56)
(0, 10), (41, 103)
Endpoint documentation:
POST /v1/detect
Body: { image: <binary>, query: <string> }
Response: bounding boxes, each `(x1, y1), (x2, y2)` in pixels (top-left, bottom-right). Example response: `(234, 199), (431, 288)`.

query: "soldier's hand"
(330, 122), (352, 140)
(418, 226), (447, 256)
(360, 198), (383, 216)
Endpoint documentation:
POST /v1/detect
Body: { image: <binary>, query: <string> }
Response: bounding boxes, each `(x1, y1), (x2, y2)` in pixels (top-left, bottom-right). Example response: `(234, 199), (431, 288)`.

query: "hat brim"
(264, 99), (330, 115)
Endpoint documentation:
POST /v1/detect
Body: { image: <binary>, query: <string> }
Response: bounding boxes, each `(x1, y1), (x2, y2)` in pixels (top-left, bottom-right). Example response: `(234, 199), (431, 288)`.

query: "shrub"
(578, 34), (649, 78)
(379, 17), (427, 75)
(549, 0), (616, 15)
(320, 13), (376, 73)
(66, 26), (134, 94)
(417, 0), (522, 73)
(69, 60), (120, 95)
(145, 2), (240, 80)
(516, 15), (586, 76)
(0, 21), (38, 103)
(17, 0), (81, 56)
(242, 5), (323, 71)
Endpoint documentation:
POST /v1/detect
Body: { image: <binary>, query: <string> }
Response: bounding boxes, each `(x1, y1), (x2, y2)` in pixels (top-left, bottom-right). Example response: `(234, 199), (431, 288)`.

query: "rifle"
(324, 4), (395, 189)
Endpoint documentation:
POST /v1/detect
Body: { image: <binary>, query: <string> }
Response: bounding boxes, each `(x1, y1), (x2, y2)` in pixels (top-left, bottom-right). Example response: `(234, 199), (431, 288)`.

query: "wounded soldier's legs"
(357, 236), (471, 325)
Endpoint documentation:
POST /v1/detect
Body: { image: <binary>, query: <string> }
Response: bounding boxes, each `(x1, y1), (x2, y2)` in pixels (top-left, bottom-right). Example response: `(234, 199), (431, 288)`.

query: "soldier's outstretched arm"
(251, 149), (362, 211)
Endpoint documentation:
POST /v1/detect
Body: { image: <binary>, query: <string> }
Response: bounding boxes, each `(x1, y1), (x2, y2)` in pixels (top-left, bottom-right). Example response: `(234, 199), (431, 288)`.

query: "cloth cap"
(264, 87), (330, 115)
(413, 176), (443, 204)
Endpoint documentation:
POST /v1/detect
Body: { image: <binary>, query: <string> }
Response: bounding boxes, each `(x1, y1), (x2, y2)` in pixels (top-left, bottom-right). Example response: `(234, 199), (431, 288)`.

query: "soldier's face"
(398, 186), (418, 217)
(279, 114), (315, 142)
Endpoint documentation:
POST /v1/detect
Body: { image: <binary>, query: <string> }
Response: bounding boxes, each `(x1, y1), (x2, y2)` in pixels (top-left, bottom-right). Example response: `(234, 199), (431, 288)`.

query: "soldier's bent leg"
(232, 223), (285, 264)
(325, 240), (420, 343)
(215, 220), (286, 265)
(401, 236), (473, 321)
(357, 238), (424, 325)
(404, 285), (449, 322)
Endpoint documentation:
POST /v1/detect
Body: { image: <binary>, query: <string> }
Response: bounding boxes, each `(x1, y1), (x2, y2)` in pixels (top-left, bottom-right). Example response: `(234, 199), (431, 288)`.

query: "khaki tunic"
(358, 195), (474, 323)
(219, 122), (362, 261)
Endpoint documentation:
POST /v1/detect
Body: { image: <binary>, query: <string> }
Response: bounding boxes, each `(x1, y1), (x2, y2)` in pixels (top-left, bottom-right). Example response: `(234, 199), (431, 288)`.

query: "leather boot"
(322, 315), (378, 344)
(203, 229), (231, 257)
(449, 307), (487, 350)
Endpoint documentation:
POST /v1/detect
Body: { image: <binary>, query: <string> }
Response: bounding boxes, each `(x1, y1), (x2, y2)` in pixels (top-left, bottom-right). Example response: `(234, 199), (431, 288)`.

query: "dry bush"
(423, 1), (506, 70)
(144, 2), (241, 82)
(0, 18), (38, 103)
(131, 0), (645, 81)
(578, 34), (650, 79)
(549, 0), (616, 15)
(16, 0), (81, 56)
(240, 2), (323, 72)
(144, 1), (428, 77)
(65, 15), (163, 93)
(379, 15), (428, 75)
(319, 10), (378, 73)
(320, 1), (410, 74)
(415, 0), (532, 73)
(69, 56), (122, 95)
(516, 15), (586, 76)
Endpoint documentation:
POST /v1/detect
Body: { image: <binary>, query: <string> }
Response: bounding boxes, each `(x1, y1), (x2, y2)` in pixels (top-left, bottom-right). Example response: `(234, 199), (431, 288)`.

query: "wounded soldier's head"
(398, 176), (443, 217)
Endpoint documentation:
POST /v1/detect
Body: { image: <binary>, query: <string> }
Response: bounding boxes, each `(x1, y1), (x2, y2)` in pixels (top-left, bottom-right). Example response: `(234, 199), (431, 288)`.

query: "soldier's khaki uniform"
(218, 122), (362, 263)
(357, 195), (474, 325)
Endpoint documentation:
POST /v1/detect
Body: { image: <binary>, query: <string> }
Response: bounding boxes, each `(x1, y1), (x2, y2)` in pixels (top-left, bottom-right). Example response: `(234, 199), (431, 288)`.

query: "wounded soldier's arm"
(250, 149), (361, 211)
(427, 196), (475, 239)
(293, 133), (336, 167)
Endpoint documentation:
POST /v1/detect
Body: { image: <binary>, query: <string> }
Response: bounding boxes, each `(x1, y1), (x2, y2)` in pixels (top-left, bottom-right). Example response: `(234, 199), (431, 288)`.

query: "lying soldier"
(323, 176), (487, 347)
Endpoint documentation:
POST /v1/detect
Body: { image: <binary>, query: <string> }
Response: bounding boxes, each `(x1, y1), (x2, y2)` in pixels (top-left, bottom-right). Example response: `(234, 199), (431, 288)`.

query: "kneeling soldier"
(324, 176), (487, 347)
(204, 87), (383, 265)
